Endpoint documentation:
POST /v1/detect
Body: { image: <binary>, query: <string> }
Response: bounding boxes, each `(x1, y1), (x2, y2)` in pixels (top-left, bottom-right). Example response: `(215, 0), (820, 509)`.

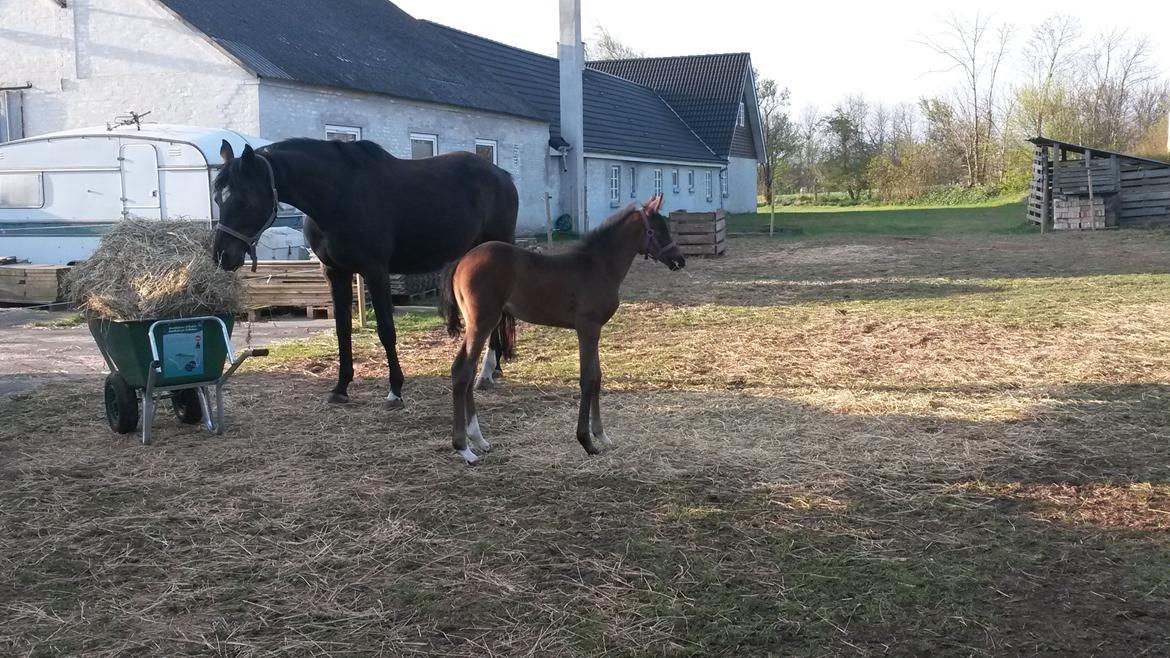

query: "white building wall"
(0, 0), (261, 137)
(258, 82), (552, 233)
(583, 157), (723, 230)
(726, 156), (759, 213)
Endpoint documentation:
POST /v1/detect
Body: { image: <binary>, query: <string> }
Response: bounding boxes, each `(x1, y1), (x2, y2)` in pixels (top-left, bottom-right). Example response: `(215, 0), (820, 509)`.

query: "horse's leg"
(590, 360), (613, 450)
(362, 271), (406, 408)
(575, 324), (602, 456)
(324, 267), (354, 404)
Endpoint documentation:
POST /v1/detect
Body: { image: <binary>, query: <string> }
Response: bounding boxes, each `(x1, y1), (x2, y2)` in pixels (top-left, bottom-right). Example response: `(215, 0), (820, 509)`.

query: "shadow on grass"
(2, 372), (1169, 656)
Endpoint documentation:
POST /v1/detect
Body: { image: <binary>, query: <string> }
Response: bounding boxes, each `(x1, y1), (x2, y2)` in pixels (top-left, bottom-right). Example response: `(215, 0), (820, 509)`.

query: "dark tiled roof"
(589, 54), (752, 158)
(156, 0), (541, 120)
(425, 22), (721, 164)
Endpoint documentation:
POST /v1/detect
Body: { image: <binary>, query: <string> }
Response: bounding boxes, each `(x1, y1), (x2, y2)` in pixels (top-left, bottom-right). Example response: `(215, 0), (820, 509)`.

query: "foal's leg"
(324, 267), (354, 404)
(590, 366), (613, 450)
(452, 326), (493, 464)
(476, 344), (498, 390)
(363, 271), (406, 408)
(575, 324), (603, 456)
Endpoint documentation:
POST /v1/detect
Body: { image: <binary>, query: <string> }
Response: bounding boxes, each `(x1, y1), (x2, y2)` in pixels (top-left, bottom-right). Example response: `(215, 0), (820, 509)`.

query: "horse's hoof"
(328, 393), (349, 404)
(476, 378), (493, 391)
(383, 397), (405, 410)
(583, 444), (601, 456)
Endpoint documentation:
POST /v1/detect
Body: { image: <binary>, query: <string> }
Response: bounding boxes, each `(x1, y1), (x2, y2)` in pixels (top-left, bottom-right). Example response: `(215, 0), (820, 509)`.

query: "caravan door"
(120, 144), (162, 219)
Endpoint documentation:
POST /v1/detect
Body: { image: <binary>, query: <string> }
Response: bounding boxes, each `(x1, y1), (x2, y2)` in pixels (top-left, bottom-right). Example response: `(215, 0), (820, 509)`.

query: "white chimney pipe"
(558, 0), (587, 231)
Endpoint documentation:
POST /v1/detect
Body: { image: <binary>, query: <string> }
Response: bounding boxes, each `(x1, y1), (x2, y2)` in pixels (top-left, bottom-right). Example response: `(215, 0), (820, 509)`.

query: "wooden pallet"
(0, 264), (72, 305)
(668, 210), (727, 257)
(241, 260), (439, 318)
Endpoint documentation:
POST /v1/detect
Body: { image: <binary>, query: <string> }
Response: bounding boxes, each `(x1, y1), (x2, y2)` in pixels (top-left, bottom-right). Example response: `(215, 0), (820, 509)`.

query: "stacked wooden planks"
(668, 210), (727, 257)
(241, 260), (441, 319)
(1119, 164), (1170, 224)
(0, 264), (71, 305)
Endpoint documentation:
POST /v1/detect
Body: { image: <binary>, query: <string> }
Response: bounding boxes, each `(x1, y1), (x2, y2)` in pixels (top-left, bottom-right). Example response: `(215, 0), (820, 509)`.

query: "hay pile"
(67, 218), (243, 320)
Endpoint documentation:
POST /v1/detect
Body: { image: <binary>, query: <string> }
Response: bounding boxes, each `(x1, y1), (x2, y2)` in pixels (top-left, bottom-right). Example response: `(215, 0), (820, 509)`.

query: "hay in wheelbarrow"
(66, 218), (243, 320)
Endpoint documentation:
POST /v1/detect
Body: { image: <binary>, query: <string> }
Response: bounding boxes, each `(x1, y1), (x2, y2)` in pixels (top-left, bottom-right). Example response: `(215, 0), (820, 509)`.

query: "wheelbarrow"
(87, 315), (267, 444)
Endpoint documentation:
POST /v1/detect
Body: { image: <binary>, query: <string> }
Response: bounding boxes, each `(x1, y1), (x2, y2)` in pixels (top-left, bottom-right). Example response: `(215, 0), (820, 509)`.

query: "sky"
(394, 0), (1170, 114)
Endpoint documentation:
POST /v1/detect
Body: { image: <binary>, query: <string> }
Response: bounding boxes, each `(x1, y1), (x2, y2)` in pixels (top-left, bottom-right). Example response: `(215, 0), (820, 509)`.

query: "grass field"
(4, 206), (1170, 655)
(731, 199), (1038, 238)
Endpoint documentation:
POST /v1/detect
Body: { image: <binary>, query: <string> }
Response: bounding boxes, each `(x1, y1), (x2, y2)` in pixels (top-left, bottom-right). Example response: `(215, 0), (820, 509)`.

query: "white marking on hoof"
(385, 391), (402, 403)
(467, 415), (492, 452)
(477, 349), (497, 387)
(457, 446), (480, 464)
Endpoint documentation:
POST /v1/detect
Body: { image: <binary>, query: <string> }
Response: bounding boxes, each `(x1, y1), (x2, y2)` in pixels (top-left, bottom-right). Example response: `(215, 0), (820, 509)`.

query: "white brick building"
(0, 0), (763, 236)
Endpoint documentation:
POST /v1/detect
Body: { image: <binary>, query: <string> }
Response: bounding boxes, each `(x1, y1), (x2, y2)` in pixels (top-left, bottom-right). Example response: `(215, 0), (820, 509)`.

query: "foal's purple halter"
(639, 206), (676, 261)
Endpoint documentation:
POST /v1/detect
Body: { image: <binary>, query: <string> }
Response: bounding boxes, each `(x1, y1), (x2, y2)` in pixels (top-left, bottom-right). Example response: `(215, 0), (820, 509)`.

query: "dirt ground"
(3, 231), (1170, 656)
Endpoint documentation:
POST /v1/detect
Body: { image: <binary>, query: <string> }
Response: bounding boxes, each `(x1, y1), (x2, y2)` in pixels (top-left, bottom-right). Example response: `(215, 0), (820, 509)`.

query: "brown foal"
(441, 194), (687, 464)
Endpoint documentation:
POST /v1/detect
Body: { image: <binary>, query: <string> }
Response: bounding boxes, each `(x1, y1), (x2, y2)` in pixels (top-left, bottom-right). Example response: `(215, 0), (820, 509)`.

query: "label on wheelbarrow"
(161, 323), (205, 380)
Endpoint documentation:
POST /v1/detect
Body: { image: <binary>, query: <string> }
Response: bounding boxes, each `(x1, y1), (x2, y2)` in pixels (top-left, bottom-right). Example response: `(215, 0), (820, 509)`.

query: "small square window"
(326, 125), (361, 142)
(410, 133), (437, 159)
(474, 139), (497, 165)
(0, 172), (44, 208)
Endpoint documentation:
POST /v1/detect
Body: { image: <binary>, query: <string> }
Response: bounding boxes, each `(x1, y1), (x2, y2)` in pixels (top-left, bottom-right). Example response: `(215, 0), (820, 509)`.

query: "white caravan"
(0, 124), (305, 264)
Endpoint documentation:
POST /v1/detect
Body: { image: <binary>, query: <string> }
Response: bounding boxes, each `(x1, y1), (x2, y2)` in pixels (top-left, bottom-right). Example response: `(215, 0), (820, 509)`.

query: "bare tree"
(585, 25), (643, 61)
(918, 13), (1015, 187)
(1020, 15), (1083, 136)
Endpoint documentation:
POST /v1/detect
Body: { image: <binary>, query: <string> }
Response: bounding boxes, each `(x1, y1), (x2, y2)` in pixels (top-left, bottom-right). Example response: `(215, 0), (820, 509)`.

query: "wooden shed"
(1028, 137), (1170, 229)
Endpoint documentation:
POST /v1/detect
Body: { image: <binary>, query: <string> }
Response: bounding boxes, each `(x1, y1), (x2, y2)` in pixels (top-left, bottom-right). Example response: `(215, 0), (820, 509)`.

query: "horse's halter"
(638, 206), (677, 262)
(214, 152), (279, 272)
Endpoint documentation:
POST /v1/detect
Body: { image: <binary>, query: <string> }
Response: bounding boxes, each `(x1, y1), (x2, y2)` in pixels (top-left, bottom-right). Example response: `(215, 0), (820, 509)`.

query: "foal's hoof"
(383, 397), (405, 410)
(457, 447), (480, 465)
(328, 392), (349, 404)
(582, 443), (602, 456)
(476, 378), (494, 391)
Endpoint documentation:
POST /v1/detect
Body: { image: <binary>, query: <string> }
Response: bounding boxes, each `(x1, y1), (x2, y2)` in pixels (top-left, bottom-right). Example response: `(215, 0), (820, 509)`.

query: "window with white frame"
(705, 171), (713, 201)
(737, 102), (746, 128)
(688, 169), (695, 192)
(629, 166), (637, 198)
(325, 125), (361, 142)
(671, 168), (680, 193)
(609, 165), (621, 206)
(474, 139), (497, 164)
(653, 169), (663, 197)
(720, 169), (729, 198)
(0, 172), (44, 208)
(410, 133), (437, 159)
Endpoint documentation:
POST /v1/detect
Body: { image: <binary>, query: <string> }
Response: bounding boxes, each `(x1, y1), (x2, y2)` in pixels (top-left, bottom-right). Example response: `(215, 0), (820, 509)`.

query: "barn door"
(120, 144), (162, 219)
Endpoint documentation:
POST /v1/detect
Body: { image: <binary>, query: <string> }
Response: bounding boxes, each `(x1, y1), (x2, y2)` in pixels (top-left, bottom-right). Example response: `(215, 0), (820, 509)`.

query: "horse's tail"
(490, 311), (517, 362)
(440, 260), (463, 338)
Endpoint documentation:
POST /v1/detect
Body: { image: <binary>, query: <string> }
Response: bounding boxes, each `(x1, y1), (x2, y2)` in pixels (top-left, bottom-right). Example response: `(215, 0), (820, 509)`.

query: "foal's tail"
(440, 260), (462, 338)
(491, 311), (517, 363)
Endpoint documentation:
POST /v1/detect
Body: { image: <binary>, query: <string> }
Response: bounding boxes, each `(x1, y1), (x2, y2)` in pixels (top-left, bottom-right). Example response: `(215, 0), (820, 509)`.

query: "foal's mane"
(575, 204), (640, 252)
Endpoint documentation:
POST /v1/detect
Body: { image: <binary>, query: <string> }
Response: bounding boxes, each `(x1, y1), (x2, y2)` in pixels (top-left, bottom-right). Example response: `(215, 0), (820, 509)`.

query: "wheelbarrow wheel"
(171, 389), (204, 424)
(104, 373), (139, 434)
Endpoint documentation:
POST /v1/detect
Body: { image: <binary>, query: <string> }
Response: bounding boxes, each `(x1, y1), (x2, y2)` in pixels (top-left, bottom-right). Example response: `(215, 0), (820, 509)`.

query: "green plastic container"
(88, 315), (234, 389)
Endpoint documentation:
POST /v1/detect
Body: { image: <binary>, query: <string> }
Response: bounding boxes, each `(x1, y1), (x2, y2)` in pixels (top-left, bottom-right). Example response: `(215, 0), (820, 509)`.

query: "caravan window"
(0, 172), (43, 208)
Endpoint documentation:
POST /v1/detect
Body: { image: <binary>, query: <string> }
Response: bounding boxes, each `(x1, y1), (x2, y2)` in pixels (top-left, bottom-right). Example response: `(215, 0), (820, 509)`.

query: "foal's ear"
(646, 194), (663, 214)
(220, 139), (235, 164)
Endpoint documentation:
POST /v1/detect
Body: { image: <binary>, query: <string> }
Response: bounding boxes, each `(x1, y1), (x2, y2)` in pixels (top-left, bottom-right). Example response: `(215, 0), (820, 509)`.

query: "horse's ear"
(220, 140), (235, 164)
(241, 144), (256, 166)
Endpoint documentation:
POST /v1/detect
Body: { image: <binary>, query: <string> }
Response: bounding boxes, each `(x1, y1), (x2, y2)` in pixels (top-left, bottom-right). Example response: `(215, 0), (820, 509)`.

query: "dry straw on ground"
(66, 218), (242, 320)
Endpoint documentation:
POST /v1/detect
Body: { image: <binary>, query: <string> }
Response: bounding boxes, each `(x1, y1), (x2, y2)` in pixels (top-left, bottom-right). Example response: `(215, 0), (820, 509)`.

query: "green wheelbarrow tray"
(87, 315), (268, 444)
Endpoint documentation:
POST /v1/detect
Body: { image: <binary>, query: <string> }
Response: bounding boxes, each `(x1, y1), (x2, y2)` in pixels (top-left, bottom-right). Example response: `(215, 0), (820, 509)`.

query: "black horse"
(212, 139), (517, 406)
